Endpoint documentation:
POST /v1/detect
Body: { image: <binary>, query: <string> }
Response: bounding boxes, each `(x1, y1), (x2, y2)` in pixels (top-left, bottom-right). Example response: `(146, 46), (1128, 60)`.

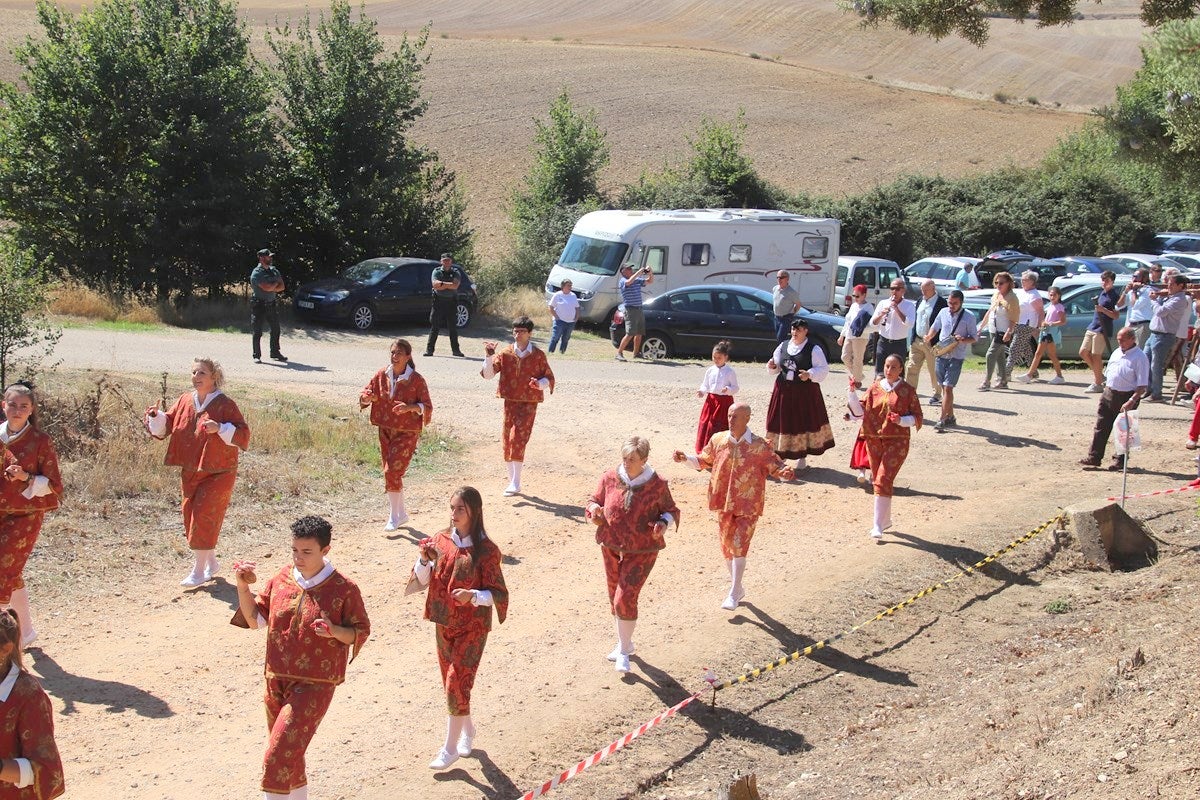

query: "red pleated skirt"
(695, 393), (734, 453)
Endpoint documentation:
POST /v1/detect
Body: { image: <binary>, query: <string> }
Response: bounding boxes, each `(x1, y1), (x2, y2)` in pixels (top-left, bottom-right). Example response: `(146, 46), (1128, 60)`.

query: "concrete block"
(1063, 500), (1158, 570)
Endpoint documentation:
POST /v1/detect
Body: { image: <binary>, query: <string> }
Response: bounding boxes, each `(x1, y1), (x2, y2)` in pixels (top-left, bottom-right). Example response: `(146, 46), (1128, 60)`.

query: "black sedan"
(608, 284), (844, 361)
(293, 256), (478, 332)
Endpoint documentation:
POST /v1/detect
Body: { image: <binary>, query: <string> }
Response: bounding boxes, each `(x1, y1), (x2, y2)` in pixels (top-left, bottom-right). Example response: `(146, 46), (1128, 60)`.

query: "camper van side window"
(801, 237), (829, 260)
(729, 245), (751, 263)
(681, 243), (711, 266)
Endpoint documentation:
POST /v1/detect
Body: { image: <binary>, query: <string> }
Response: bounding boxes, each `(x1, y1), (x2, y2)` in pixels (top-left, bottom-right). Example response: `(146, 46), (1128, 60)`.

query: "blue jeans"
(548, 319), (576, 353)
(774, 314), (794, 342)
(1146, 331), (1176, 399)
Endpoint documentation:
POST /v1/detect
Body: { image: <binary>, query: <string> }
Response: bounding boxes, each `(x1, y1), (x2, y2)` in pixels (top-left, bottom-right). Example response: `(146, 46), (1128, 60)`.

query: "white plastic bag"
(1113, 410), (1141, 455)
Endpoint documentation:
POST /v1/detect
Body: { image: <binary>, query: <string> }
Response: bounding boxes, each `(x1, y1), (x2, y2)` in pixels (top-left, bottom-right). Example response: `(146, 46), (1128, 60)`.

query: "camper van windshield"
(557, 235), (629, 276)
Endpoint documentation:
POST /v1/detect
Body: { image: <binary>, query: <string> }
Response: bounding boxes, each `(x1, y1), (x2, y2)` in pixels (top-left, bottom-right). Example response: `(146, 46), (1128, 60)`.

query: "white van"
(834, 256), (903, 314)
(545, 209), (841, 324)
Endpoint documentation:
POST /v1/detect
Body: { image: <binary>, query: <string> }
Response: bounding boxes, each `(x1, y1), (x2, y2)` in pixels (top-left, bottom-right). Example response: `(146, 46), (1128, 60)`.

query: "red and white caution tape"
(515, 690), (704, 800)
(1107, 480), (1200, 502)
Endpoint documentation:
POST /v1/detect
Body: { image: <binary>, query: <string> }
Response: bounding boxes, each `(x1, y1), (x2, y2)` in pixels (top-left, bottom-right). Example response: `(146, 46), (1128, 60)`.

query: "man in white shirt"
(870, 279), (916, 377)
(1117, 268), (1154, 348)
(1080, 326), (1148, 471)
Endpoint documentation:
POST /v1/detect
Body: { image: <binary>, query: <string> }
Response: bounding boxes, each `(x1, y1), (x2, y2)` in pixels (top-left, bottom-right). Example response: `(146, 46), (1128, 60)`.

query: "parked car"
(607, 284), (844, 361)
(1052, 256), (1131, 276)
(964, 283), (1127, 358)
(293, 256), (478, 332)
(1164, 252), (1200, 271)
(975, 252), (1072, 290)
(1152, 232), (1200, 255)
(1103, 253), (1189, 275)
(835, 256), (910, 313)
(902, 256), (980, 297)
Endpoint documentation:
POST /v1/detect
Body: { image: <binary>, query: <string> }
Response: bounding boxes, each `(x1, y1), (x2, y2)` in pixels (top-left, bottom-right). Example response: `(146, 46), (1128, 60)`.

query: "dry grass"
(483, 286), (550, 324)
(51, 281), (260, 331)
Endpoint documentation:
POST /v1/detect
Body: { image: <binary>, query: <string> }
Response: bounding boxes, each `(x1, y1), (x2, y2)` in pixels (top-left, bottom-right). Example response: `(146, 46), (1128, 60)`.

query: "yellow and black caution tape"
(711, 513), (1066, 693)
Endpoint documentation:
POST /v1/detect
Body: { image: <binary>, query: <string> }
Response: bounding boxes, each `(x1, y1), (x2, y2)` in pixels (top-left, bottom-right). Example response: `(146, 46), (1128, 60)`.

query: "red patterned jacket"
(590, 469), (680, 553)
(360, 368), (433, 430)
(0, 429), (62, 514)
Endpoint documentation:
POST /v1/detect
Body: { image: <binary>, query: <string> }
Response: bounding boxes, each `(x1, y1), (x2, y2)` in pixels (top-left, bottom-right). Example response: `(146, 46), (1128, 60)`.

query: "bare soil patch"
(20, 320), (1200, 799)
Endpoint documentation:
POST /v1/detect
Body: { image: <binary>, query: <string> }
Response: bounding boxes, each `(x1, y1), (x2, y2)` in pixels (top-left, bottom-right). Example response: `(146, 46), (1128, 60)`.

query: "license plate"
(298, 300), (315, 309)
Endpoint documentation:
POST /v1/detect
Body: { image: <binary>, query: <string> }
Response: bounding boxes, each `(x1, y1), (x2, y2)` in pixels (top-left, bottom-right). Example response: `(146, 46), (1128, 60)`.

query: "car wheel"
(350, 303), (375, 331)
(641, 333), (672, 360)
(455, 302), (472, 329)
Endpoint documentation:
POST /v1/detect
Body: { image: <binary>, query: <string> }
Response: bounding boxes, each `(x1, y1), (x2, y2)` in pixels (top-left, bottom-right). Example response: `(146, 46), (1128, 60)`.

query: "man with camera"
(615, 263), (654, 361)
(426, 253), (466, 358)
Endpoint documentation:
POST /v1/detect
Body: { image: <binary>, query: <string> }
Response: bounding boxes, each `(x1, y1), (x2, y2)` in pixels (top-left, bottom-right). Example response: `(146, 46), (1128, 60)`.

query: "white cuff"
(536, 377), (550, 390)
(413, 558), (433, 586)
(472, 589), (494, 607)
(684, 454), (700, 470)
(146, 412), (168, 437)
(13, 757), (32, 788)
(217, 422), (236, 445)
(416, 402), (425, 414)
(898, 415), (916, 428)
(481, 359), (496, 379)
(21, 475), (51, 500)
(255, 613), (267, 629)
(660, 513), (675, 529)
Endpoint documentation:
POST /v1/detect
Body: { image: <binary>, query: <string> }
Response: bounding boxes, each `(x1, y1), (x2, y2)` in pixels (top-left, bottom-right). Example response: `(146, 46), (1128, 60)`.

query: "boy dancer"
(674, 403), (793, 610)
(481, 316), (555, 496)
(233, 516), (370, 800)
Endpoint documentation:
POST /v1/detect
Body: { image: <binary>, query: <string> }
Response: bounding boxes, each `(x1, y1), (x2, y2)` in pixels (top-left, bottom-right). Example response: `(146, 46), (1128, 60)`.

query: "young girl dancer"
(694, 341), (739, 453)
(412, 486), (508, 770)
(233, 516), (370, 800)
(359, 339), (433, 530)
(146, 358), (250, 587)
(0, 609), (64, 799)
(0, 383), (63, 645)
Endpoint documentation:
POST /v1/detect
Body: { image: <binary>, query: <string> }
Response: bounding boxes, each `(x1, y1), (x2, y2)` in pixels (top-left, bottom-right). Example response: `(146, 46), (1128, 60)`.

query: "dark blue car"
(293, 256), (478, 332)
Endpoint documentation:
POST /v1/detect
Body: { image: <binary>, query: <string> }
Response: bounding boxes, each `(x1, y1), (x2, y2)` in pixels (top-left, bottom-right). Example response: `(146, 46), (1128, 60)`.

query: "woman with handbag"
(838, 285), (874, 389)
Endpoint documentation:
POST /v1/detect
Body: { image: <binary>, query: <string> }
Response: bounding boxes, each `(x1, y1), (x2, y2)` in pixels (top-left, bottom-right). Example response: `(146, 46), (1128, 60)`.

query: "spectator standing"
(426, 253), (465, 358)
(1080, 326), (1148, 471)
(838, 284), (874, 389)
(926, 290), (978, 431)
(870, 279), (915, 377)
(1019, 285), (1066, 384)
(1079, 270), (1121, 393)
(771, 271), (802, 342)
(547, 280), (580, 354)
(250, 248), (287, 364)
(976, 271), (1018, 390)
(615, 264), (653, 361)
(905, 279), (947, 405)
(1145, 273), (1191, 402)
(955, 262), (981, 291)
(1117, 268), (1154, 349)
(1007, 270), (1044, 378)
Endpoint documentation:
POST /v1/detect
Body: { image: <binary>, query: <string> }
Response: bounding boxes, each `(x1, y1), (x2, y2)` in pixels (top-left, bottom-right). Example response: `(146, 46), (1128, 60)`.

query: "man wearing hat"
(426, 253), (465, 358)
(250, 248), (287, 363)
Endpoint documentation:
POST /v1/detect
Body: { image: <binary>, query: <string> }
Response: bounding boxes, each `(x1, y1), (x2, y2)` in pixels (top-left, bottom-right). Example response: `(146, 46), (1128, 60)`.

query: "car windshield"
(556, 235), (629, 276)
(341, 259), (395, 286)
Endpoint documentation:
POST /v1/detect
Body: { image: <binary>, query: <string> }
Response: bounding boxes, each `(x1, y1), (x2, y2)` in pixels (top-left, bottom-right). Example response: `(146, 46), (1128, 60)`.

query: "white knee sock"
(505, 461), (515, 482)
(616, 618), (636, 655)
(511, 462), (523, 489)
(263, 792), (288, 800)
(9, 587), (34, 643)
(441, 715), (466, 753)
(873, 495), (892, 531)
(200, 549), (218, 573)
(795, 456), (807, 471)
(725, 558), (732, 577)
(730, 557), (746, 598)
(387, 491), (407, 524)
(289, 786), (308, 800)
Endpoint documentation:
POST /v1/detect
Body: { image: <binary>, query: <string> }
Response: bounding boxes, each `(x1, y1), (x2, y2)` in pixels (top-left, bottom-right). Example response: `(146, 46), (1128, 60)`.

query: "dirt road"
(30, 321), (1198, 799)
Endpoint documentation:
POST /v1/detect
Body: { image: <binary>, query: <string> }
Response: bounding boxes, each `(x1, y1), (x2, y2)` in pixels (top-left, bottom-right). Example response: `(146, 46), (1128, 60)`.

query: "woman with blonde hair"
(0, 609), (64, 798)
(146, 358), (250, 587)
(977, 271), (1019, 390)
(0, 383), (63, 646)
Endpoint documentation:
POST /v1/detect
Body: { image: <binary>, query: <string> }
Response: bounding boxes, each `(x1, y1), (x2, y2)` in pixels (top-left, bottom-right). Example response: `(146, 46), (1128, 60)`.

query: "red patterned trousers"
(502, 400), (538, 462)
(865, 436), (910, 498)
(600, 546), (659, 620)
(436, 624), (489, 716)
(0, 511), (44, 603)
(262, 678), (336, 794)
(181, 469), (236, 550)
(718, 512), (759, 559)
(379, 428), (420, 492)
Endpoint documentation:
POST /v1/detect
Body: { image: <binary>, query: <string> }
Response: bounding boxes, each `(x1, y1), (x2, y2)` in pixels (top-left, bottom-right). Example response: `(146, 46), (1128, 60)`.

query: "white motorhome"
(545, 209), (841, 324)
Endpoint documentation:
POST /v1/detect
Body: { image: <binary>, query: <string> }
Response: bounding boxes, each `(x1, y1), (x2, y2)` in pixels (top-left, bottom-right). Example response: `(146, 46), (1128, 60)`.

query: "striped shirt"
(619, 275), (647, 307)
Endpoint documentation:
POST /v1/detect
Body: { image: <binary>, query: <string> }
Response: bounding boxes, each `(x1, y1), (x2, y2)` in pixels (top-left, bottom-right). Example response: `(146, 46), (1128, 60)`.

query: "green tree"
(499, 90), (609, 293)
(267, 3), (473, 282)
(684, 112), (784, 209)
(0, 0), (274, 302)
(850, 0), (1197, 47)
(0, 237), (61, 388)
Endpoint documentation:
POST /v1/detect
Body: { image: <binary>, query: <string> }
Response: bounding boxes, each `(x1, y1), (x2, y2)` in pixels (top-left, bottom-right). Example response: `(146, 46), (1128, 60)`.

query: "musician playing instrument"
(925, 290), (978, 432)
